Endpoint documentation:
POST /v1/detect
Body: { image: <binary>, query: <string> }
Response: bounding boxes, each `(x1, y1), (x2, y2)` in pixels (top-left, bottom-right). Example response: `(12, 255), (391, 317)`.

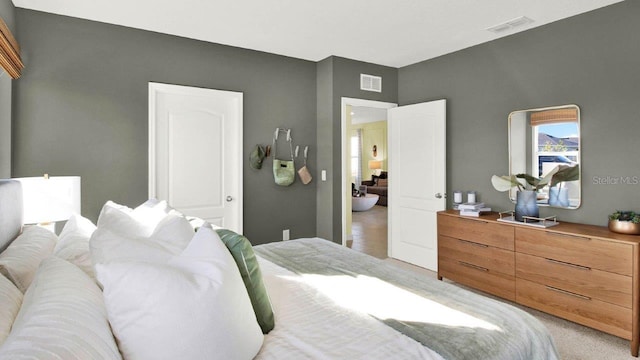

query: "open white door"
(149, 83), (243, 233)
(388, 100), (446, 270)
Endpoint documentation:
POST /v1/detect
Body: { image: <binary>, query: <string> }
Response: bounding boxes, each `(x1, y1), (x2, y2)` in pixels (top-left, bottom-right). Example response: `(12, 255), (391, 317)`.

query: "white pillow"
(0, 226), (57, 292)
(96, 226), (263, 360)
(90, 226), (174, 268)
(0, 257), (122, 360)
(90, 212), (194, 267)
(0, 274), (22, 347)
(96, 199), (180, 234)
(96, 201), (160, 238)
(149, 214), (195, 254)
(54, 214), (97, 279)
(133, 198), (180, 220)
(58, 213), (97, 243)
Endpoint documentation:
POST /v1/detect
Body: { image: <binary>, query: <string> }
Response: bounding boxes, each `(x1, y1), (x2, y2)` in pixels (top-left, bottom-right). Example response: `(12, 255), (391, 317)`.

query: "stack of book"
(458, 202), (491, 217)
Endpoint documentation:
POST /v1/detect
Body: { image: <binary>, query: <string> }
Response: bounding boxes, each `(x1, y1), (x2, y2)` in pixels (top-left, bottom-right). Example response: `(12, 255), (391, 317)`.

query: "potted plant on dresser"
(491, 170), (556, 222)
(608, 210), (640, 235)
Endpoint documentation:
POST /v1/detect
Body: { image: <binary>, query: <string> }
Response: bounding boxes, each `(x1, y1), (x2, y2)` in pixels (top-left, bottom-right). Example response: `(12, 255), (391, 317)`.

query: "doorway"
(341, 98), (396, 258)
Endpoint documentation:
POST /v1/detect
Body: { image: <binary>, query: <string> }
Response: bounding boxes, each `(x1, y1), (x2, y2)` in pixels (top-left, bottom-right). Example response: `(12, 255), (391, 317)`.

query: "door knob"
(435, 193), (443, 199)
(226, 196), (233, 202)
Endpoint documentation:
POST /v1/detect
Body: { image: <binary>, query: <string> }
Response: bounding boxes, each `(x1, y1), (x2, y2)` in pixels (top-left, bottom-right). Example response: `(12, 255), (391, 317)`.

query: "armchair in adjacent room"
(361, 171), (388, 206)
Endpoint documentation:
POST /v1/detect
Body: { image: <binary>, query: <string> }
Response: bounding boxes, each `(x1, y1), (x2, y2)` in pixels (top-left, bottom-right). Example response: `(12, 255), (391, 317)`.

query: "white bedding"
(255, 256), (444, 360)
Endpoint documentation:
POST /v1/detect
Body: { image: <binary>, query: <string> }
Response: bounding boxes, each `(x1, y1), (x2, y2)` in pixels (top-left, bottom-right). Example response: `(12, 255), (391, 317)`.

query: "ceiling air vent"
(360, 74), (382, 93)
(486, 16), (534, 34)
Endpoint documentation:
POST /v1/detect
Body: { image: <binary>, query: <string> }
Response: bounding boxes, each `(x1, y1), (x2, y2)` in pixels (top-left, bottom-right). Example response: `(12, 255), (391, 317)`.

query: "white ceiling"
(12, 0), (623, 68)
(351, 106), (388, 125)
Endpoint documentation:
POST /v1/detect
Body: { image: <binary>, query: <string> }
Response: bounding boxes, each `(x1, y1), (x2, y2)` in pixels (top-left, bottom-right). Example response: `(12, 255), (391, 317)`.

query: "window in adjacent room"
(350, 129), (363, 186)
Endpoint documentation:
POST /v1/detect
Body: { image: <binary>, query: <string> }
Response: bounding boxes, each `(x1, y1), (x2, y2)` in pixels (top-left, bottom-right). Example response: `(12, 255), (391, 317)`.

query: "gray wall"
(13, 9), (317, 244)
(0, 0), (15, 178)
(316, 58), (334, 240)
(399, 1), (640, 226)
(12, 1), (635, 242)
(316, 57), (397, 242)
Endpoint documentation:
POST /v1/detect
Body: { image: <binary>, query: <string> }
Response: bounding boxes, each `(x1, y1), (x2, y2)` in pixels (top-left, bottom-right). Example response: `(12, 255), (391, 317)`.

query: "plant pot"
(608, 220), (640, 235)
(548, 187), (570, 207)
(515, 190), (539, 222)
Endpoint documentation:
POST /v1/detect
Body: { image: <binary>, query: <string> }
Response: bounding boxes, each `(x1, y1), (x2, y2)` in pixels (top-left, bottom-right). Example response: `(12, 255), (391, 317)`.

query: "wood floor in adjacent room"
(347, 204), (388, 259)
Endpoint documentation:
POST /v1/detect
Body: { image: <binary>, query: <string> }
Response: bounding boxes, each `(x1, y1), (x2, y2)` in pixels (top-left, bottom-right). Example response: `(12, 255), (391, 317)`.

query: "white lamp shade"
(14, 176), (81, 224)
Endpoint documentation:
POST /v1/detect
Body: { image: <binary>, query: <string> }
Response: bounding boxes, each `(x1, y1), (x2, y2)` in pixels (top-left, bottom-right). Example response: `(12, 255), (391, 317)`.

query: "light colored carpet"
(384, 258), (636, 360)
(352, 207), (634, 359)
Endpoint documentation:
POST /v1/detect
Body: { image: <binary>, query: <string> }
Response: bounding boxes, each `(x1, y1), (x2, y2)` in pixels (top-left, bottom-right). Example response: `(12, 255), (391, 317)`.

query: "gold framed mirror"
(508, 104), (581, 209)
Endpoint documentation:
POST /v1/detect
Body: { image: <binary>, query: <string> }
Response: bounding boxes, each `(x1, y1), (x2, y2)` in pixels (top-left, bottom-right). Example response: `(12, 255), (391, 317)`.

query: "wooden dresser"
(437, 210), (640, 357)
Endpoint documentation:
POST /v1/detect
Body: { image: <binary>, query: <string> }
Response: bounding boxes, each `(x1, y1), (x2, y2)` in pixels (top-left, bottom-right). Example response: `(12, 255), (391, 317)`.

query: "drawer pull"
(458, 239), (489, 248)
(546, 232), (590, 241)
(458, 217), (488, 224)
(545, 285), (591, 301)
(459, 261), (488, 272)
(545, 258), (591, 271)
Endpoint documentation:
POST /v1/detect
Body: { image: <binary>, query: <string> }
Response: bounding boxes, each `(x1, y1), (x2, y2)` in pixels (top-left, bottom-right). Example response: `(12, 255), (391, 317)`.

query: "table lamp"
(368, 160), (382, 176)
(14, 175), (81, 232)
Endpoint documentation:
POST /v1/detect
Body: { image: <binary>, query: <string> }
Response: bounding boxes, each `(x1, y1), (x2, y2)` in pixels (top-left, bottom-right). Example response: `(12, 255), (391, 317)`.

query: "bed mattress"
(254, 238), (558, 360)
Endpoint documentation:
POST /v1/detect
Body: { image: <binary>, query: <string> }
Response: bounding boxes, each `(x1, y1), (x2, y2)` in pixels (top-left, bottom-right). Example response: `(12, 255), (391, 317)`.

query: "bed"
(0, 179), (559, 359)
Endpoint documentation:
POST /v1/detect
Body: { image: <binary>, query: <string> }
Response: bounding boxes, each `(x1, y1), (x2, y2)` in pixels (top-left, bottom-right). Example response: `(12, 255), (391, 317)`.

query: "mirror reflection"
(508, 105), (581, 209)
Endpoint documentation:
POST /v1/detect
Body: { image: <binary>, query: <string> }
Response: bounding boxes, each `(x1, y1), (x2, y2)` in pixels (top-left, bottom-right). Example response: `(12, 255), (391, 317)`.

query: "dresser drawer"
(516, 252), (632, 308)
(439, 235), (514, 275)
(515, 228), (633, 276)
(439, 256), (515, 301)
(516, 278), (631, 339)
(438, 214), (514, 250)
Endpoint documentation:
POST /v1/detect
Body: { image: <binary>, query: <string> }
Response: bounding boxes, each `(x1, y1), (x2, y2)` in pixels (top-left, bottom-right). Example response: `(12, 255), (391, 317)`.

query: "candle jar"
(453, 191), (463, 204)
(467, 191), (476, 204)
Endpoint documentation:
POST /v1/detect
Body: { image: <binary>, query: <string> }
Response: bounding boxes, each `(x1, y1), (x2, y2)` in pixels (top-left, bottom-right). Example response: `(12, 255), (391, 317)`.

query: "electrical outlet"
(282, 229), (290, 241)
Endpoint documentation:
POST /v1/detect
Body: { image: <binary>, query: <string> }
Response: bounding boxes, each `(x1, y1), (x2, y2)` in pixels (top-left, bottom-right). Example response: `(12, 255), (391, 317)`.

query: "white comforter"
(255, 257), (444, 360)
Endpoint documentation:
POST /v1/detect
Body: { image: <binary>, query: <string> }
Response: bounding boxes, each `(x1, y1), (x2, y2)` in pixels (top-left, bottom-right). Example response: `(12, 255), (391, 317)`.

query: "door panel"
(168, 110), (223, 209)
(388, 100), (446, 270)
(149, 83), (243, 232)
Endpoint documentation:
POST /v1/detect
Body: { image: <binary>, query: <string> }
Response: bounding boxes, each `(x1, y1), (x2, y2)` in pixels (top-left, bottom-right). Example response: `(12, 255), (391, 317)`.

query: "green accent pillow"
(215, 229), (275, 334)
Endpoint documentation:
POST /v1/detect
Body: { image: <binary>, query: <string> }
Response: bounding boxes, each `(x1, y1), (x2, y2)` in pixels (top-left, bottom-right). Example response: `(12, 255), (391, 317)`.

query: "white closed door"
(149, 83), (243, 233)
(388, 100), (446, 270)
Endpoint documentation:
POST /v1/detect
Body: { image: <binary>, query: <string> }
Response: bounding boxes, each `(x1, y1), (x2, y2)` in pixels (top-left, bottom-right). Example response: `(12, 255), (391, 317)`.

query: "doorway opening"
(340, 98), (396, 259)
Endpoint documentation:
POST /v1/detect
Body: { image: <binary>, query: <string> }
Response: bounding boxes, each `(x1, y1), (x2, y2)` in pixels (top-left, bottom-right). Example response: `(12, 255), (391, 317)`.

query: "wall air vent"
(360, 74), (382, 93)
(486, 16), (534, 34)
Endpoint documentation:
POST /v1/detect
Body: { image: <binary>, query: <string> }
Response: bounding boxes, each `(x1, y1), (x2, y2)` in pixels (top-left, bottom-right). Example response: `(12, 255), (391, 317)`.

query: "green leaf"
(491, 175), (521, 192)
(537, 166), (558, 189)
(550, 164), (579, 188)
(515, 173), (538, 189)
(515, 166), (559, 191)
